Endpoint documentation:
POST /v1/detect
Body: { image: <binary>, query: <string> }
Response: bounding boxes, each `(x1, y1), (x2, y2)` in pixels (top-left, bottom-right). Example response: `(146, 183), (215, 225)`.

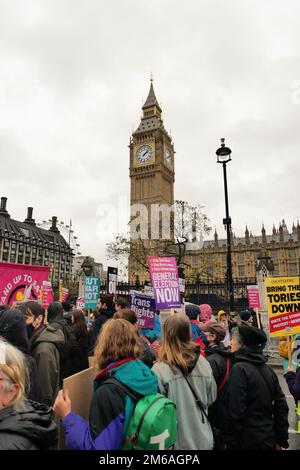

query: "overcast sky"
(1, 0), (299, 269)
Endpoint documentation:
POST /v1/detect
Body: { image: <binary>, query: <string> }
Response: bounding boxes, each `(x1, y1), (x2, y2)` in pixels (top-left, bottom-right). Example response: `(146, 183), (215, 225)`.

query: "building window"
(238, 266), (245, 278)
(2, 240), (10, 262)
(238, 252), (245, 264)
(290, 263), (298, 275)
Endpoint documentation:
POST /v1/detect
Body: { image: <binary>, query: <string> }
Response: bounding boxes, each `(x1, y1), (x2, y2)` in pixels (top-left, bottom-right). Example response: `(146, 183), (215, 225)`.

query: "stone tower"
(128, 79), (175, 282)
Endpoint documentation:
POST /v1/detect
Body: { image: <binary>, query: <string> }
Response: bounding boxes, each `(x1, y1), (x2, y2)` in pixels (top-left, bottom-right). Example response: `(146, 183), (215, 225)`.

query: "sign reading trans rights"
(265, 276), (300, 337)
(149, 256), (181, 310)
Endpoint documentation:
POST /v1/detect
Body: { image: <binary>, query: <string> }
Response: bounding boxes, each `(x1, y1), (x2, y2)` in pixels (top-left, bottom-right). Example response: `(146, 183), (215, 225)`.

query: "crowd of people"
(0, 296), (298, 450)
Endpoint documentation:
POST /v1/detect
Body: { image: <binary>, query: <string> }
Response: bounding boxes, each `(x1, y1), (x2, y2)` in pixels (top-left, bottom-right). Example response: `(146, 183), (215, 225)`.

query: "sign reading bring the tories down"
(265, 276), (300, 337)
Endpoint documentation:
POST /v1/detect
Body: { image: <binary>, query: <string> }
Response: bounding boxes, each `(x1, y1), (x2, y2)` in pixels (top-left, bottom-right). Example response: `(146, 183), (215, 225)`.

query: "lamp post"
(216, 138), (234, 312)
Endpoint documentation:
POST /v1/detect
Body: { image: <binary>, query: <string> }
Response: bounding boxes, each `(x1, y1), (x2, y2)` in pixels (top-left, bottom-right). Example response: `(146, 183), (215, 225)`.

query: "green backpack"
(106, 378), (177, 450)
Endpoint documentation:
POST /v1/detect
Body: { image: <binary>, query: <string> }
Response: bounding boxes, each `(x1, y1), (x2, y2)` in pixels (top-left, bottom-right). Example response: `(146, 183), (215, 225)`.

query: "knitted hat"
(0, 308), (29, 354)
(240, 310), (252, 322)
(238, 325), (267, 347)
(202, 322), (226, 343)
(185, 304), (199, 321)
(199, 304), (213, 323)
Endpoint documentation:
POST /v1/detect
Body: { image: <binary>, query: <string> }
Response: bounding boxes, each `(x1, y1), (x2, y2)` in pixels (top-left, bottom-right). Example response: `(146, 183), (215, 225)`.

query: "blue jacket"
(62, 359), (158, 450)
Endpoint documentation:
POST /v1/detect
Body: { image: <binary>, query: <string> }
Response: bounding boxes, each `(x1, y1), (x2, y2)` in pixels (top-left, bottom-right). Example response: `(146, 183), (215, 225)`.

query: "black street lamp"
(216, 138), (234, 312)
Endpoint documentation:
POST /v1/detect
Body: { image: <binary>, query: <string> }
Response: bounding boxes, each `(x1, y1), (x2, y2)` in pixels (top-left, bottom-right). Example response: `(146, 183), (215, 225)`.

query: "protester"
(90, 295), (116, 351)
(152, 314), (216, 450)
(54, 319), (158, 450)
(184, 304), (206, 356)
(114, 297), (128, 312)
(285, 365), (300, 402)
(71, 309), (90, 373)
(48, 302), (79, 380)
(226, 325), (289, 450)
(217, 310), (230, 347)
(113, 308), (156, 368)
(199, 304), (213, 325)
(202, 322), (232, 448)
(0, 339), (57, 450)
(140, 313), (162, 357)
(228, 312), (240, 332)
(0, 308), (40, 402)
(22, 301), (64, 406)
(239, 310), (253, 326)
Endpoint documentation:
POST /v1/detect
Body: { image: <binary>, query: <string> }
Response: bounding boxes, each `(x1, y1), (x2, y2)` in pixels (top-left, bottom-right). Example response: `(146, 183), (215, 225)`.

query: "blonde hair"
(94, 319), (141, 370)
(158, 314), (197, 376)
(0, 338), (27, 409)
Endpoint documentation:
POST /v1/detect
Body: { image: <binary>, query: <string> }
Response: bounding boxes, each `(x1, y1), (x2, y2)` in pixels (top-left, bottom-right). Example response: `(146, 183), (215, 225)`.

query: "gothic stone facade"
(185, 221), (300, 283)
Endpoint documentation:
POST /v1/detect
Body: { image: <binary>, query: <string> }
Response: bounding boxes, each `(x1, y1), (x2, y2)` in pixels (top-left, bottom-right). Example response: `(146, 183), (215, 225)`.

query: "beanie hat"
(217, 310), (227, 322)
(240, 310), (252, 322)
(202, 322), (226, 343)
(199, 304), (213, 323)
(0, 308), (29, 354)
(185, 304), (199, 321)
(238, 325), (267, 347)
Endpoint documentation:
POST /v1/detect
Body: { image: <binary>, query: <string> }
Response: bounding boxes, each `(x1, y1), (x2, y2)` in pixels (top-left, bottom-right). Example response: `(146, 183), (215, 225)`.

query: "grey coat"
(152, 355), (217, 450)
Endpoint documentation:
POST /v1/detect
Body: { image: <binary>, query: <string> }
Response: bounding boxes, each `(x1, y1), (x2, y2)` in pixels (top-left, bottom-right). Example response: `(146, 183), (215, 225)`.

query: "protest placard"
(149, 256), (181, 310)
(84, 276), (100, 309)
(0, 262), (50, 306)
(247, 285), (260, 309)
(129, 292), (156, 329)
(265, 276), (300, 337)
(106, 267), (118, 294)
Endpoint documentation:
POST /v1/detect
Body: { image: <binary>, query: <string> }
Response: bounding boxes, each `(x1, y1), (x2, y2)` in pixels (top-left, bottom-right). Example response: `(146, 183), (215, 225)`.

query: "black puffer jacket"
(0, 400), (57, 450)
(226, 347), (289, 450)
(205, 344), (232, 433)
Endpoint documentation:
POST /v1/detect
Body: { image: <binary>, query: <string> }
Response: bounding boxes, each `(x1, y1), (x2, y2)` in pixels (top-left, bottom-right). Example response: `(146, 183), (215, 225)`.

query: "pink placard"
(0, 262), (50, 306)
(42, 281), (54, 309)
(149, 256), (181, 310)
(247, 285), (261, 309)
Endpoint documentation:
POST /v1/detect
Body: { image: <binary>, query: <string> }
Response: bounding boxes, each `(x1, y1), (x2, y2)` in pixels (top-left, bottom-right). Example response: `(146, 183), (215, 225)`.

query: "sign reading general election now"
(265, 276), (300, 337)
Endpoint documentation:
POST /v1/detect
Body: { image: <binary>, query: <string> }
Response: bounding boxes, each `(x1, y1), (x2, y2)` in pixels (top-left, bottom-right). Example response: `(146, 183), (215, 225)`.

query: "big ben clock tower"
(128, 79), (175, 282)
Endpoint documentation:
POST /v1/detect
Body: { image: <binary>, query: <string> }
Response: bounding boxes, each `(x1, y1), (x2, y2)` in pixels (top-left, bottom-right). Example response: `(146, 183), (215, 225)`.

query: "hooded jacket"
(285, 368), (300, 402)
(90, 307), (116, 351)
(30, 325), (64, 405)
(0, 309), (40, 401)
(226, 346), (289, 450)
(205, 343), (232, 433)
(0, 400), (57, 450)
(152, 349), (217, 450)
(62, 358), (158, 450)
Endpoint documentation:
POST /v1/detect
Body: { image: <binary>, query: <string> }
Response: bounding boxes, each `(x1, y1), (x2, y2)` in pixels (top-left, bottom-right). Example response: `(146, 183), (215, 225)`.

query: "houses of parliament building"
(128, 80), (300, 283)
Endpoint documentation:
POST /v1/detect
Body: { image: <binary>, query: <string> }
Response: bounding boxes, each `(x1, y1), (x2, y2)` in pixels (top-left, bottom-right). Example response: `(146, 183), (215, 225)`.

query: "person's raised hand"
(53, 389), (71, 419)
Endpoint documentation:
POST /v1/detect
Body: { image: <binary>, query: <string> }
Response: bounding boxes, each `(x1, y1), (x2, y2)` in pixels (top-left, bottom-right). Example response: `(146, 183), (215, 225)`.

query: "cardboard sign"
(129, 292), (156, 329)
(149, 256), (181, 310)
(265, 276), (300, 337)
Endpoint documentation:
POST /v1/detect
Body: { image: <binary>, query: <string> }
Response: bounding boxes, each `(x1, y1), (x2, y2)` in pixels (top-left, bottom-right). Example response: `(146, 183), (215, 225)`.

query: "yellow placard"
(265, 276), (300, 337)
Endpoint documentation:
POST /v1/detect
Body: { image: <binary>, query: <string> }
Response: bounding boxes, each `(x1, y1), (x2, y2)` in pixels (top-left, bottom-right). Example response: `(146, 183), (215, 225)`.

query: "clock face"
(136, 145), (153, 164)
(165, 147), (172, 166)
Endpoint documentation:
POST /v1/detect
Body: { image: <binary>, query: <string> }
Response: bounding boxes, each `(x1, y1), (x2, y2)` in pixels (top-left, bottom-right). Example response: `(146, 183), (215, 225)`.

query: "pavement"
(272, 364), (299, 450)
